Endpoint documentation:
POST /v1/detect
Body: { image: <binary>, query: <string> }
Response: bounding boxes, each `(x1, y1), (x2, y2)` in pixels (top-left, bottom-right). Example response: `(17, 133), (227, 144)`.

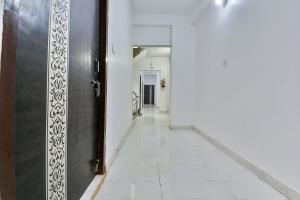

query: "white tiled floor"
(94, 109), (286, 200)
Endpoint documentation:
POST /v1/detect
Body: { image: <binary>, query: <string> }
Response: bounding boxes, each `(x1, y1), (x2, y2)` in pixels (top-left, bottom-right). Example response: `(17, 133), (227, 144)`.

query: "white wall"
(193, 0), (300, 193)
(133, 55), (170, 112)
(133, 14), (196, 126)
(133, 25), (171, 46)
(143, 74), (157, 85)
(106, 0), (133, 165)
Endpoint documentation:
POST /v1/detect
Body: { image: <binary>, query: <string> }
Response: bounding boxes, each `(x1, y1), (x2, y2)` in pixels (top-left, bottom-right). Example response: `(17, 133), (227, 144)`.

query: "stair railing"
(132, 91), (139, 119)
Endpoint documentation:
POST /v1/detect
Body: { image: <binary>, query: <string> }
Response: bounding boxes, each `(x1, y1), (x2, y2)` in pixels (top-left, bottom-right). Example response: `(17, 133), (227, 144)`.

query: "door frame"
(97, 0), (108, 175)
(0, 3), (19, 199)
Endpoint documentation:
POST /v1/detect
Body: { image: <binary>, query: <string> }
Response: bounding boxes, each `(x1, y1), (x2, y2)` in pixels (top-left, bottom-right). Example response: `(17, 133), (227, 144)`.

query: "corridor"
(95, 110), (285, 200)
(2, 0), (300, 199)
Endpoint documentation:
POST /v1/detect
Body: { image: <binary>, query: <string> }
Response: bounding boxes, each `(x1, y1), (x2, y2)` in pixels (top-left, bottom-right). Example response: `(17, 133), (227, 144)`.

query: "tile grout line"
(156, 152), (165, 200)
(202, 161), (238, 200)
(155, 112), (165, 200)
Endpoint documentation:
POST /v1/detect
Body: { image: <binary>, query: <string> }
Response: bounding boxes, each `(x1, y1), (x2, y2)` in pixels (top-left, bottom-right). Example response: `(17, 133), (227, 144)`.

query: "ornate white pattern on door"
(46, 0), (70, 199)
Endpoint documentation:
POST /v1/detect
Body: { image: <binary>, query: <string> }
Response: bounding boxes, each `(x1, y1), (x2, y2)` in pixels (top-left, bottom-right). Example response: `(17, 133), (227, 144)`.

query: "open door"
(0, 0), (108, 199)
(144, 85), (155, 105)
(67, 0), (107, 198)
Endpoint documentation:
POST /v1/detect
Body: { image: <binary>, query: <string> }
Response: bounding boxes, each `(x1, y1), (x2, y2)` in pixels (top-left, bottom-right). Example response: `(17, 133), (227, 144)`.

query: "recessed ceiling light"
(215, 0), (228, 7)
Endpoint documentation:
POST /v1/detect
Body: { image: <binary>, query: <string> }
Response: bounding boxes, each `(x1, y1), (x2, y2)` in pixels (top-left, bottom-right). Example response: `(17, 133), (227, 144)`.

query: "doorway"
(132, 47), (171, 113)
(144, 85), (155, 105)
(141, 71), (160, 108)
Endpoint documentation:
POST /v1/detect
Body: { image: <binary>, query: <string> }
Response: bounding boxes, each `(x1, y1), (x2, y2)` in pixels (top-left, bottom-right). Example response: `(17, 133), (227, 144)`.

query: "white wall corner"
(191, 0), (207, 25)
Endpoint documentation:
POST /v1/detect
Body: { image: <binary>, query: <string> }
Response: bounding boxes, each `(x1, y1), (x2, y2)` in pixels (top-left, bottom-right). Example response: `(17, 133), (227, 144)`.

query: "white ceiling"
(132, 0), (200, 14)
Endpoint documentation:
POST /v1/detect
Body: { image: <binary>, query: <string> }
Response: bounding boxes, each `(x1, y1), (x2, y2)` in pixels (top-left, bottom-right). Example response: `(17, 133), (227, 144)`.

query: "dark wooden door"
(144, 85), (155, 105)
(0, 3), (19, 199)
(12, 0), (107, 199)
(67, 0), (103, 199)
(15, 0), (50, 199)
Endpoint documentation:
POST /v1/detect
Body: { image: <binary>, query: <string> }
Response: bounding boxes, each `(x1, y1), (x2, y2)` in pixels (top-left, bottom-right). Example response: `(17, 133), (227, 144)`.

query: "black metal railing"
(132, 91), (140, 119)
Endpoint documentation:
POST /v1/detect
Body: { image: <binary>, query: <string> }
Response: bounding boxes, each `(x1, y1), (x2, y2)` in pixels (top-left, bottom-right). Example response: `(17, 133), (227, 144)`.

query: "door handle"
(91, 80), (101, 98)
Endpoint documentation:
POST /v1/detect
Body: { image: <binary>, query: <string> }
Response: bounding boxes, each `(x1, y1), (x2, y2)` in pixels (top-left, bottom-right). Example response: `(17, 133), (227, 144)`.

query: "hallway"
(95, 110), (285, 200)
(2, 0), (300, 199)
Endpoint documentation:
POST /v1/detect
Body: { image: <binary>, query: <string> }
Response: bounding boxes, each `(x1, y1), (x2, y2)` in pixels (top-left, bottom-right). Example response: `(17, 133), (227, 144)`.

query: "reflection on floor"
(95, 109), (285, 200)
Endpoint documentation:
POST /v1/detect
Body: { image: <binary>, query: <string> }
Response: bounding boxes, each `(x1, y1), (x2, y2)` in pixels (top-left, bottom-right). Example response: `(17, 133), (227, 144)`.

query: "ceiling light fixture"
(215, 0), (228, 7)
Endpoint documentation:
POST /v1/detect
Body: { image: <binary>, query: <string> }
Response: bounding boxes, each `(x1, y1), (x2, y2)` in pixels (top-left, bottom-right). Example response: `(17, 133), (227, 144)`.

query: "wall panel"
(15, 0), (49, 199)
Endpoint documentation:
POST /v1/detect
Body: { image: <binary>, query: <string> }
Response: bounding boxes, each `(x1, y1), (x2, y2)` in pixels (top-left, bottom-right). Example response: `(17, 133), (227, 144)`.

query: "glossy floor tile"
(94, 109), (286, 200)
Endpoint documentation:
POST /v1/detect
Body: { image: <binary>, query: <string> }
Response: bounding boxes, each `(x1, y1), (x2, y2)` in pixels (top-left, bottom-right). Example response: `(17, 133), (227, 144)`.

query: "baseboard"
(106, 119), (137, 170)
(191, 126), (300, 200)
(81, 119), (137, 200)
(159, 110), (169, 113)
(169, 125), (194, 130)
(80, 175), (103, 200)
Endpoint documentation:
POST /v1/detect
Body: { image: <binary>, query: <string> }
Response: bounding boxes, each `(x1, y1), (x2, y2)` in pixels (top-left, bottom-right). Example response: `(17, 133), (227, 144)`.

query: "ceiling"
(131, 0), (200, 14)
